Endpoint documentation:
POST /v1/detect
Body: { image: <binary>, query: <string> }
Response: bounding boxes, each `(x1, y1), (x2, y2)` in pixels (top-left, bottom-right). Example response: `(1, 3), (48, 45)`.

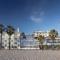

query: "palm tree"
(21, 32), (26, 39)
(0, 24), (4, 49)
(6, 25), (15, 50)
(49, 29), (58, 48)
(35, 35), (45, 49)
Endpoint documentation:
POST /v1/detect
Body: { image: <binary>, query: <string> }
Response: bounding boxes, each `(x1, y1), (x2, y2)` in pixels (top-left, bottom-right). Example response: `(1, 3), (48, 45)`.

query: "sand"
(0, 50), (60, 60)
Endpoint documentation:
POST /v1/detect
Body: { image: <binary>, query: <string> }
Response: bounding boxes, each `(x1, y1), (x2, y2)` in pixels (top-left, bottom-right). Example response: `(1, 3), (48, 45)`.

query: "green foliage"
(0, 24), (4, 48)
(49, 29), (58, 49)
(43, 45), (48, 50)
(6, 25), (15, 50)
(37, 35), (45, 44)
(49, 29), (58, 40)
(0, 24), (4, 33)
(21, 32), (26, 39)
(6, 25), (15, 36)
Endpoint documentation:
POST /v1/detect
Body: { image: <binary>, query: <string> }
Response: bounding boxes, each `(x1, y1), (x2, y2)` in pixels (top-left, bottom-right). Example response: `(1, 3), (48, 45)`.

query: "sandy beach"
(0, 50), (60, 60)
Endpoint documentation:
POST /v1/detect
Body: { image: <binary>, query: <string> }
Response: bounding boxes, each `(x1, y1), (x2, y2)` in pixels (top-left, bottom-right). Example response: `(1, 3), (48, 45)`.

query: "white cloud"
(30, 11), (44, 23)
(40, 11), (44, 16)
(31, 16), (42, 23)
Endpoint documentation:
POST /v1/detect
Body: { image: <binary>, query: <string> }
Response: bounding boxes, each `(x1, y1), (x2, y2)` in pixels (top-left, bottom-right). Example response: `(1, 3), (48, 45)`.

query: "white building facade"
(32, 31), (49, 37)
(0, 30), (60, 49)
(0, 28), (21, 49)
(32, 31), (60, 46)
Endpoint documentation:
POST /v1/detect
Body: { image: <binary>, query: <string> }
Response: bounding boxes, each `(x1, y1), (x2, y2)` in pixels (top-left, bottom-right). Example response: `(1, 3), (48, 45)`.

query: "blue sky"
(0, 0), (60, 34)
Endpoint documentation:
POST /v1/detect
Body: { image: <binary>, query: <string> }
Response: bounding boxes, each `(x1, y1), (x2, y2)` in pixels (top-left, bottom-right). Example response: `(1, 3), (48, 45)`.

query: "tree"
(49, 29), (58, 48)
(6, 25), (15, 50)
(35, 35), (45, 49)
(0, 24), (4, 49)
(21, 32), (26, 39)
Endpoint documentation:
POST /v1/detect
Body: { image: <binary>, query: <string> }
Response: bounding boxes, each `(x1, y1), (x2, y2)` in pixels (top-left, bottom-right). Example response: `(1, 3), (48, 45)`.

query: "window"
(18, 44), (20, 47)
(5, 40), (7, 42)
(11, 40), (13, 42)
(14, 42), (17, 44)
(11, 45), (14, 48)
(5, 44), (7, 47)
(2, 46), (4, 48)
(13, 46), (17, 48)
(15, 38), (17, 40)
(2, 42), (4, 44)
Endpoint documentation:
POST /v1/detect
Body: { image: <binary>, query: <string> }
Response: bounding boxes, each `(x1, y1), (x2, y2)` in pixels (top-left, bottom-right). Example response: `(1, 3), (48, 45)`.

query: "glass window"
(5, 44), (7, 47)
(15, 38), (17, 40)
(12, 45), (14, 48)
(18, 44), (20, 46)
(14, 42), (17, 44)
(5, 40), (7, 42)
(11, 40), (13, 42)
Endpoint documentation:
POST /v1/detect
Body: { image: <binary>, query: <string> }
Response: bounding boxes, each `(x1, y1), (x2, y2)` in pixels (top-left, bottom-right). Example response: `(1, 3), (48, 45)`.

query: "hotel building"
(0, 29), (60, 49)
(32, 31), (49, 37)
(0, 28), (20, 49)
(32, 31), (60, 46)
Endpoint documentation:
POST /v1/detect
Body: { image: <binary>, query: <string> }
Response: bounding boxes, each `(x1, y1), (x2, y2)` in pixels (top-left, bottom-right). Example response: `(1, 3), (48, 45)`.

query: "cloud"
(40, 11), (44, 16)
(31, 16), (43, 23)
(30, 11), (44, 23)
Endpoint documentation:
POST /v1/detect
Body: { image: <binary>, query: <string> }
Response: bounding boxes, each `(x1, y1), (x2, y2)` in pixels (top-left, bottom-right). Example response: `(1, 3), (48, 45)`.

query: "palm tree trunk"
(1, 33), (2, 49)
(39, 43), (40, 50)
(41, 43), (43, 50)
(1, 33), (2, 48)
(52, 40), (54, 49)
(9, 35), (11, 50)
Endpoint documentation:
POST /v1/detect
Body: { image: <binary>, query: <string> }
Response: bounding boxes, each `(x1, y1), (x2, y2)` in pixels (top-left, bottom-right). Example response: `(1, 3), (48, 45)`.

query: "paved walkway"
(0, 50), (60, 60)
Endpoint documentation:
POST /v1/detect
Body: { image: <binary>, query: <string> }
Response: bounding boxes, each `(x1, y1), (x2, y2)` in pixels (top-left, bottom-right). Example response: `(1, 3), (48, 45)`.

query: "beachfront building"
(46, 36), (60, 46)
(1, 28), (20, 49)
(32, 30), (60, 46)
(1, 29), (60, 49)
(32, 31), (49, 37)
(20, 35), (39, 49)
